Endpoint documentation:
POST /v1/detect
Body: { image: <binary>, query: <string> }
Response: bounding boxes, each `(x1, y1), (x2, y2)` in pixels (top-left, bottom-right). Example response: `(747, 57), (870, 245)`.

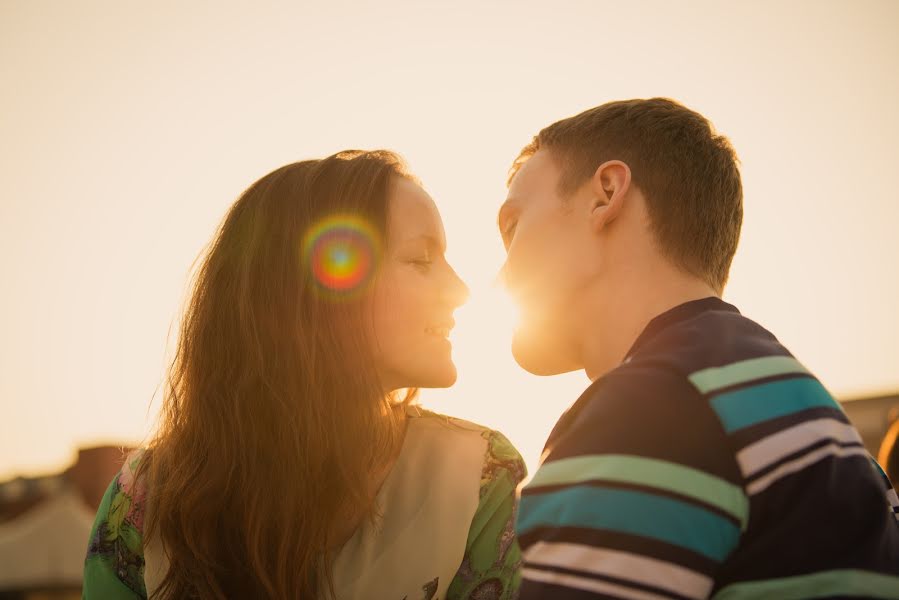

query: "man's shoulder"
(544, 363), (740, 480)
(564, 362), (704, 427)
(632, 308), (788, 380)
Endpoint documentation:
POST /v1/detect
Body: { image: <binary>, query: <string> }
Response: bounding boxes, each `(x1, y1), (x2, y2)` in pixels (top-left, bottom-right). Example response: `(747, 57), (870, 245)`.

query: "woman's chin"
(410, 362), (458, 389)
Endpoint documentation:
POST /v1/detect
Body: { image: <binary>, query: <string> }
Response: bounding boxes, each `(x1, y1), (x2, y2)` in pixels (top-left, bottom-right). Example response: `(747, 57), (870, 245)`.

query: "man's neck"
(579, 272), (718, 381)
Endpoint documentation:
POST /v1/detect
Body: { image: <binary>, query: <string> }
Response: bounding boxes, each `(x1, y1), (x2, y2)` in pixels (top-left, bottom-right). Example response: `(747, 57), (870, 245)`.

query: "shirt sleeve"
(446, 429), (528, 600)
(516, 367), (748, 600)
(83, 452), (148, 600)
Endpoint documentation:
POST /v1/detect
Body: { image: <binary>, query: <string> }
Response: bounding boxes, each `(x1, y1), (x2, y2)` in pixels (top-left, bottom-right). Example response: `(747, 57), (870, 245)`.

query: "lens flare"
(303, 215), (381, 294)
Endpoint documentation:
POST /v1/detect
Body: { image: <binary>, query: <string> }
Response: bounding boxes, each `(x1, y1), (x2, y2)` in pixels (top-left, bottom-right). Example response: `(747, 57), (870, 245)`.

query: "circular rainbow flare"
(302, 215), (382, 296)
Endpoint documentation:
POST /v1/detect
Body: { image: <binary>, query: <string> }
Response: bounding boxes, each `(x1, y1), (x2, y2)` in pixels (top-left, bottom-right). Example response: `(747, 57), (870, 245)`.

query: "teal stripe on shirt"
(518, 485), (740, 562)
(526, 454), (748, 530)
(710, 376), (841, 434)
(870, 455), (890, 481)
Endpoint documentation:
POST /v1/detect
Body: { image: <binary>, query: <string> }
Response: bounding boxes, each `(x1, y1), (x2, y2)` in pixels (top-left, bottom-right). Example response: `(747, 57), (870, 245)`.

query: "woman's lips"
(425, 321), (455, 338)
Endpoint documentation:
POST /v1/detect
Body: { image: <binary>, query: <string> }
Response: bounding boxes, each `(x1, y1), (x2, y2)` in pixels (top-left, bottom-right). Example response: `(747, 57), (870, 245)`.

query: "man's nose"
(496, 261), (514, 292)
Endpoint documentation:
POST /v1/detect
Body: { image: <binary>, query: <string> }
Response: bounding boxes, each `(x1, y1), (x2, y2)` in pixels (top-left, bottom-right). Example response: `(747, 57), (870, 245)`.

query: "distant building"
(0, 446), (131, 599)
(840, 392), (899, 456)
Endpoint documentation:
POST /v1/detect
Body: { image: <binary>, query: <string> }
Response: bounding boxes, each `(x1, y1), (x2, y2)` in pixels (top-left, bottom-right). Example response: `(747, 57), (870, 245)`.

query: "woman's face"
(371, 178), (468, 392)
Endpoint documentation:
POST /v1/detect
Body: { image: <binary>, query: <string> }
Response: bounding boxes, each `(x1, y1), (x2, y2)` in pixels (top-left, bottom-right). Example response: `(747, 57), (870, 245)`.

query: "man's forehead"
(508, 149), (557, 199)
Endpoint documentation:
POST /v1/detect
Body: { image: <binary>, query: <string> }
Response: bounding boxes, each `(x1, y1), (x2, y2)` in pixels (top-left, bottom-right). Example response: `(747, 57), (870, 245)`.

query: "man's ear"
(589, 160), (632, 233)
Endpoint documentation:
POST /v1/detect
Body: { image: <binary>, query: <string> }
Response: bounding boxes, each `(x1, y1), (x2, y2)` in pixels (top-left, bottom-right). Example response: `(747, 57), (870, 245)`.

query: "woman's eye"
(410, 258), (433, 269)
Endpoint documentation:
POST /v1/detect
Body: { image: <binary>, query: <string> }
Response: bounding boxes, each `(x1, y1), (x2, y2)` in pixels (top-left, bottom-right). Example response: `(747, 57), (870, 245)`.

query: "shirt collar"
(624, 296), (740, 361)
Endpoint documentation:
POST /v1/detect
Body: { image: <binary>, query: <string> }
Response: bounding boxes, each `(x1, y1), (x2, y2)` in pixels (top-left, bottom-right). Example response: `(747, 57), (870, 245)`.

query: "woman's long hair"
(140, 150), (414, 598)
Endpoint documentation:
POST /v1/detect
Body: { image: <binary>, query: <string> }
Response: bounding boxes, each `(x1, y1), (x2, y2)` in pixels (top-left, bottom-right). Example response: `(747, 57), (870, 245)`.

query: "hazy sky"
(2, 0), (897, 480)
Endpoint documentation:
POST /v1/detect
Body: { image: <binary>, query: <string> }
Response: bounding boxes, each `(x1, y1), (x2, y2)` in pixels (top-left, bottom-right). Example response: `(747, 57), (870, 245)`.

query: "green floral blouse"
(83, 421), (526, 599)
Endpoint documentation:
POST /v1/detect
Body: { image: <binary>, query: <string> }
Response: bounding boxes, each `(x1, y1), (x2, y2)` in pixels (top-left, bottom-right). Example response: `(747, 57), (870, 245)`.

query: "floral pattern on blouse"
(446, 429), (527, 600)
(84, 450), (148, 599)
(83, 430), (526, 599)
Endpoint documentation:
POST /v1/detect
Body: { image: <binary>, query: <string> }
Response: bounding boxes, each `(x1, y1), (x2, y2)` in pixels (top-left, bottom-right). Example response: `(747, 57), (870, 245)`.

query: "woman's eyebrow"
(398, 234), (445, 252)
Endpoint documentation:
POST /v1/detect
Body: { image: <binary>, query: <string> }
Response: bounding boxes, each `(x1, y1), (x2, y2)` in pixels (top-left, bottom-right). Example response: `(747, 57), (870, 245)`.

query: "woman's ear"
(589, 160), (632, 233)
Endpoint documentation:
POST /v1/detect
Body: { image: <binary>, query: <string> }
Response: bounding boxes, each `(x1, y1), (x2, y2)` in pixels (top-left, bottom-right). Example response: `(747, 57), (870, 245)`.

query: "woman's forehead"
(388, 178), (446, 248)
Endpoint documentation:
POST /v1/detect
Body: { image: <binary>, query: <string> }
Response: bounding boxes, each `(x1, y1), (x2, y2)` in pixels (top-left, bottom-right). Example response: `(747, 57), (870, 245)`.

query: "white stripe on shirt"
(524, 541), (713, 600)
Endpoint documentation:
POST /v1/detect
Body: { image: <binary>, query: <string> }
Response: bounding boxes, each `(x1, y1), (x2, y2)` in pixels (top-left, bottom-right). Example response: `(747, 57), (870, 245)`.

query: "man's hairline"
(508, 144), (581, 199)
(506, 142), (725, 289)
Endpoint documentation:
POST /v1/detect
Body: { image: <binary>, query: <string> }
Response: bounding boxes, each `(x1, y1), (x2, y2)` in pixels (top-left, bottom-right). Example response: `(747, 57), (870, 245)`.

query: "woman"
(83, 150), (526, 599)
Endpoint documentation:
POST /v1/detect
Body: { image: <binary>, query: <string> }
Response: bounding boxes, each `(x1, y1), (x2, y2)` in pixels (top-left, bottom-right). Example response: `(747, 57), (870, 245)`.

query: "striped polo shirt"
(517, 297), (899, 599)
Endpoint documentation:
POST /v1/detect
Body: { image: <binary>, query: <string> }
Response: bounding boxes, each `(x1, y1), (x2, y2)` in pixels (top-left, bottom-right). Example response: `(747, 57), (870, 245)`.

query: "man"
(500, 98), (899, 599)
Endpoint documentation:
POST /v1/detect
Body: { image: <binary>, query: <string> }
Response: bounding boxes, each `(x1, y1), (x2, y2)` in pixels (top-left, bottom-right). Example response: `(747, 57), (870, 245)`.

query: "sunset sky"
(2, 0), (897, 480)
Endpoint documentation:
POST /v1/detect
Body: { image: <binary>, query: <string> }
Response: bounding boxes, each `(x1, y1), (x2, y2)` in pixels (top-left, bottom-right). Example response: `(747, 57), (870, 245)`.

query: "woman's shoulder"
(119, 448), (150, 492)
(87, 448), (150, 542)
(84, 449), (150, 598)
(405, 405), (527, 485)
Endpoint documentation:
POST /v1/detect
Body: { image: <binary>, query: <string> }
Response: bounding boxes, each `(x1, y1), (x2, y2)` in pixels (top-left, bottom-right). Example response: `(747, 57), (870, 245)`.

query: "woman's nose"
(445, 264), (470, 308)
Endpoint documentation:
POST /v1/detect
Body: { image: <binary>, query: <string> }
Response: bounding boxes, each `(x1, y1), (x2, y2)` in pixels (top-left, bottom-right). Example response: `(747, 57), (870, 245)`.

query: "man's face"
(498, 149), (596, 375)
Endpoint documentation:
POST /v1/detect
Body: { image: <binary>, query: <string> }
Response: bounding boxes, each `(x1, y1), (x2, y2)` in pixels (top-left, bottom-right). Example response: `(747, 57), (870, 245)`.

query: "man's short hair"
(510, 98), (743, 293)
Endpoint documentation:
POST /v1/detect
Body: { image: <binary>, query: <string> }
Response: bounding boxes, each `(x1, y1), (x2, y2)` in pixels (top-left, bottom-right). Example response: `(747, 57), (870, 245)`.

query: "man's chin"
(511, 330), (579, 376)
